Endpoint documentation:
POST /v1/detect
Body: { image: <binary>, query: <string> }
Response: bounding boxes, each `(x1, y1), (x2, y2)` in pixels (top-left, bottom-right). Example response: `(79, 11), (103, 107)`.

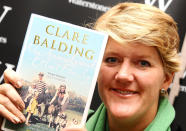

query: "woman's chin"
(108, 104), (138, 119)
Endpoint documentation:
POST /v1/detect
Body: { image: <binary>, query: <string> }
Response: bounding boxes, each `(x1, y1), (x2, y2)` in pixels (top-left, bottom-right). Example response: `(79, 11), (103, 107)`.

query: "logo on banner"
(68, 0), (110, 12)
(0, 61), (15, 83)
(0, 5), (12, 45)
(145, 0), (173, 11)
(180, 70), (186, 93)
(0, 5), (12, 23)
(183, 71), (186, 79)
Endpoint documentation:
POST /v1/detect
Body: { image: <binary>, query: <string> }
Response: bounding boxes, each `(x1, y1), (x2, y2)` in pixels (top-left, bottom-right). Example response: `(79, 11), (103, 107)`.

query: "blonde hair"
(94, 2), (180, 74)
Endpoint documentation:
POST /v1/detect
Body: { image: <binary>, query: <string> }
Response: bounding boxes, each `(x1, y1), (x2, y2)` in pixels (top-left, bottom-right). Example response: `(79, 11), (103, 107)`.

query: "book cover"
(1, 13), (108, 131)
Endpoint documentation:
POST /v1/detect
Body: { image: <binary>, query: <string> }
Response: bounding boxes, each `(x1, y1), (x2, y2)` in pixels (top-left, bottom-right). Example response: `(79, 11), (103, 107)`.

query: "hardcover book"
(1, 13), (108, 131)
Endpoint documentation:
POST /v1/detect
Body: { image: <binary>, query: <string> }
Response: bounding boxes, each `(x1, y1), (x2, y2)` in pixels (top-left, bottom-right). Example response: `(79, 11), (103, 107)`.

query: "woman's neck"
(107, 106), (158, 131)
(108, 117), (145, 131)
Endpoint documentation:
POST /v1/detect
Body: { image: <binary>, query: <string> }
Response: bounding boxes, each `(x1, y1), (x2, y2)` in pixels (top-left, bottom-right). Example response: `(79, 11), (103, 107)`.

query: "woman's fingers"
(0, 102), (25, 124)
(0, 83), (25, 110)
(0, 84), (25, 124)
(3, 69), (23, 89)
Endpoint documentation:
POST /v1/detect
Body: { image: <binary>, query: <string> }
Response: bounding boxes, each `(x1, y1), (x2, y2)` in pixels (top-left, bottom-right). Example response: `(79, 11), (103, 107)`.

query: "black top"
(171, 119), (185, 131)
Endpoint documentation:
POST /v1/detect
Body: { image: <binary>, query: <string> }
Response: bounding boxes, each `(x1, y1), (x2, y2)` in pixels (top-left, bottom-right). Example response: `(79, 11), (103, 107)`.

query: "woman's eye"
(139, 60), (151, 67)
(105, 57), (118, 63)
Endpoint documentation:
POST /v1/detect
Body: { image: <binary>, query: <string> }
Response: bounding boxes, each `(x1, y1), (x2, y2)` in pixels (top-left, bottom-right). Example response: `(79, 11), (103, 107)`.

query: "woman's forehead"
(105, 38), (162, 62)
(106, 39), (155, 54)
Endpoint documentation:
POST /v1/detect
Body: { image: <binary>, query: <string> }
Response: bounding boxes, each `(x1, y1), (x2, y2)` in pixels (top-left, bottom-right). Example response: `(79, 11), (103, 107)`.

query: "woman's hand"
(0, 69), (26, 124)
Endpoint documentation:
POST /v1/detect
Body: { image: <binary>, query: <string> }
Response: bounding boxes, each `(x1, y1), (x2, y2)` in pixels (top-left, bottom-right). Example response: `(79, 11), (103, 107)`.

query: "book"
(1, 13), (108, 131)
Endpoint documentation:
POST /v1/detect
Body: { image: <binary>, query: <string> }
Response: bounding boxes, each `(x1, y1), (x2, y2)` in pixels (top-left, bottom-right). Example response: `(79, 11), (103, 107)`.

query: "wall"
(0, 0), (186, 129)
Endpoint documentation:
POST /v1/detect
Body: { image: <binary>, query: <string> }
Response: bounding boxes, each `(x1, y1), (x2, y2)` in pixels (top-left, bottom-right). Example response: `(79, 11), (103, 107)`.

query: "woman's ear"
(162, 72), (174, 91)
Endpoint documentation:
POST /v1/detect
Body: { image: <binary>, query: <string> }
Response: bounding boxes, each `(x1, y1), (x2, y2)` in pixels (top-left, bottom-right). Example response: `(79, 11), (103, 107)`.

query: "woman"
(84, 2), (181, 131)
(0, 2), (182, 131)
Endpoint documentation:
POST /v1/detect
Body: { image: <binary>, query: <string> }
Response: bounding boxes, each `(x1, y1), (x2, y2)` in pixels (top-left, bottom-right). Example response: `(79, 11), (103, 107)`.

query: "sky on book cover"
(17, 14), (107, 97)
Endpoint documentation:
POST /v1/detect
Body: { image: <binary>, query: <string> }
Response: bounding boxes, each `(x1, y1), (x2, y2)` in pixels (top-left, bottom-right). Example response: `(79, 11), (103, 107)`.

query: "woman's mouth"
(112, 88), (137, 95)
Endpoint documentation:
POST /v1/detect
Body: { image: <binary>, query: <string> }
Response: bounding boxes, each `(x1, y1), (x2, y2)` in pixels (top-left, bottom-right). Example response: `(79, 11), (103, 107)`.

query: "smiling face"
(60, 85), (66, 93)
(38, 74), (43, 81)
(97, 38), (173, 126)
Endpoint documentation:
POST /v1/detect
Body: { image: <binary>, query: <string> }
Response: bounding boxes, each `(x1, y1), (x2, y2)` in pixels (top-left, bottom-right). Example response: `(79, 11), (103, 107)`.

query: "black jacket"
(171, 119), (185, 131)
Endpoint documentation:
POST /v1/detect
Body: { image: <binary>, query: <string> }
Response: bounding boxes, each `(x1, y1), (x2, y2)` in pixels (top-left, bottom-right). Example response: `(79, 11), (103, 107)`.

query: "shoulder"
(171, 119), (185, 131)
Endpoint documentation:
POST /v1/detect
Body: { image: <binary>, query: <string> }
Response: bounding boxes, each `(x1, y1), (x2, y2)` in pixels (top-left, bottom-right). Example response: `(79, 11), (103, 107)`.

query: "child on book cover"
(23, 82), (37, 107)
(25, 91), (39, 126)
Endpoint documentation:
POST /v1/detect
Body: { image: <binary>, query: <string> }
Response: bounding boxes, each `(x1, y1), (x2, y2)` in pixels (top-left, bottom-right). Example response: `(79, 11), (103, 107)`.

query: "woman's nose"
(115, 61), (134, 82)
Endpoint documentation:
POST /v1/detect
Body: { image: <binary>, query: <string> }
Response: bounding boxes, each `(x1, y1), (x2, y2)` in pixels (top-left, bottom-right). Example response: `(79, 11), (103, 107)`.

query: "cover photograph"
(1, 13), (108, 131)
